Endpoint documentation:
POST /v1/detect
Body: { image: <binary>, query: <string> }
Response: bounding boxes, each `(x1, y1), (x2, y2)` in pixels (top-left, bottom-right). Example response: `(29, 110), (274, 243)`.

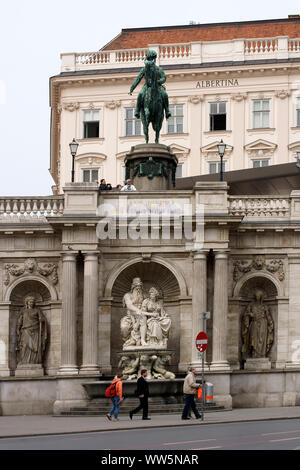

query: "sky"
(0, 0), (300, 195)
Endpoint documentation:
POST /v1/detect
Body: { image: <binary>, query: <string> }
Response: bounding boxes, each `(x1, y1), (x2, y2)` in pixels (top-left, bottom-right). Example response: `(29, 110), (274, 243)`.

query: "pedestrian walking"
(106, 373), (123, 422)
(181, 367), (202, 420)
(129, 369), (150, 420)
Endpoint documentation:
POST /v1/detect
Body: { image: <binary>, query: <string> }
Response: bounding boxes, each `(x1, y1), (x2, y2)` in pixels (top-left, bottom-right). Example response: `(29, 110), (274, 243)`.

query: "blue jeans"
(109, 396), (120, 419)
(182, 394), (201, 419)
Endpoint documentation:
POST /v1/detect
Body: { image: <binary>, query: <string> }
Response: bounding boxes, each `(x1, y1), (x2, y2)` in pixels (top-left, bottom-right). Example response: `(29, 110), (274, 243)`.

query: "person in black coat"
(98, 178), (108, 191)
(129, 369), (150, 420)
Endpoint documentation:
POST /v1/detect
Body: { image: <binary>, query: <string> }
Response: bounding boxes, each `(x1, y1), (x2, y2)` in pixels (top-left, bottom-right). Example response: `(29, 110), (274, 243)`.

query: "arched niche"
(109, 260), (181, 373)
(8, 279), (52, 373)
(105, 255), (187, 298)
(233, 274), (279, 368)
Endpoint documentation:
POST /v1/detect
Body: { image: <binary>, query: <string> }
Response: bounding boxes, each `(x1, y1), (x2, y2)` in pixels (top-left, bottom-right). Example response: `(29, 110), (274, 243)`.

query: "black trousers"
(182, 394), (201, 419)
(131, 397), (148, 418)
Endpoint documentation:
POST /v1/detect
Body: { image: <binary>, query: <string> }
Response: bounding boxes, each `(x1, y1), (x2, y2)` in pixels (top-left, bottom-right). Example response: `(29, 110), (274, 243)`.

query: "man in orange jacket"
(106, 373), (123, 422)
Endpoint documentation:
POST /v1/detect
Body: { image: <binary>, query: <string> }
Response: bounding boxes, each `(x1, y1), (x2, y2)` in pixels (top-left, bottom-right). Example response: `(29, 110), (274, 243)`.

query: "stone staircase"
(58, 399), (225, 417)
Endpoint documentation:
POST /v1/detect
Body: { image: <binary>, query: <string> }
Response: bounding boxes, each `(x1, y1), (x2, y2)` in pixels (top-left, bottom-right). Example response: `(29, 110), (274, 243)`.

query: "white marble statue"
(121, 279), (171, 350)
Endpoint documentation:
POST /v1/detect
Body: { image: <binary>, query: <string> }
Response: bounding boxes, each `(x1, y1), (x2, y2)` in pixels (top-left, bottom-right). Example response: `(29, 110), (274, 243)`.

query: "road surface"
(0, 418), (300, 450)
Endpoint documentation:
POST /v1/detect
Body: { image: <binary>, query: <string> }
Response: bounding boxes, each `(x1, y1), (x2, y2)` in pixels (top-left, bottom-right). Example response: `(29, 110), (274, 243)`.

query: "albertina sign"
(196, 79), (239, 88)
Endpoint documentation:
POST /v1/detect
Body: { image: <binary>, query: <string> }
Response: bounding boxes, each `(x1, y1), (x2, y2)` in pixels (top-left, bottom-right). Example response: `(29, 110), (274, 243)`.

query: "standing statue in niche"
(16, 296), (48, 365)
(129, 49), (171, 144)
(121, 279), (171, 349)
(241, 289), (274, 359)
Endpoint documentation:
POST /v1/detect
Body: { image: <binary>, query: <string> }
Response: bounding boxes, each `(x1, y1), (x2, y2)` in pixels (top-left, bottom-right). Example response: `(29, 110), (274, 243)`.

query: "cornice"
(50, 60), (300, 91)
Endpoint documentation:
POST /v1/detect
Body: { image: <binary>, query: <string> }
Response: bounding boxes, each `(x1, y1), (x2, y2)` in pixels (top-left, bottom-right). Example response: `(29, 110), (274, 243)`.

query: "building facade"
(1, 17), (300, 416)
(50, 16), (300, 193)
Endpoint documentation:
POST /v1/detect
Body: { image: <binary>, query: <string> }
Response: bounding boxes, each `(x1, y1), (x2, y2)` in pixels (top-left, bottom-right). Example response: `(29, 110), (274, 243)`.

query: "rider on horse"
(129, 50), (171, 120)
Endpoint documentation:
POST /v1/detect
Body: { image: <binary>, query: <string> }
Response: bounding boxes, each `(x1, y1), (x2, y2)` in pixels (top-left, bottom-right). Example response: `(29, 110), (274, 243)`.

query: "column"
(80, 251), (100, 374)
(59, 251), (78, 375)
(210, 251), (230, 371)
(191, 250), (208, 369)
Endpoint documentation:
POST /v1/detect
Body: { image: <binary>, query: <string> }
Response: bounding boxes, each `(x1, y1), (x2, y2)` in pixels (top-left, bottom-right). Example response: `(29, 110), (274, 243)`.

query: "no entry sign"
(196, 331), (208, 352)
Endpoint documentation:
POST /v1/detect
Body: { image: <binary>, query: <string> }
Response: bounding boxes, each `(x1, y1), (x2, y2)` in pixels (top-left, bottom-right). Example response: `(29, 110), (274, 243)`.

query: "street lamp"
(217, 139), (226, 182)
(69, 138), (79, 183)
(296, 150), (300, 169)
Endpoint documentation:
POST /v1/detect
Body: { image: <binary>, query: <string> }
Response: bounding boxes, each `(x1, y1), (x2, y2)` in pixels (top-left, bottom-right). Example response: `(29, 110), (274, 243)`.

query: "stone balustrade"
(60, 36), (300, 72)
(244, 38), (278, 55)
(289, 38), (300, 52)
(0, 196), (64, 221)
(0, 193), (296, 223)
(228, 196), (291, 218)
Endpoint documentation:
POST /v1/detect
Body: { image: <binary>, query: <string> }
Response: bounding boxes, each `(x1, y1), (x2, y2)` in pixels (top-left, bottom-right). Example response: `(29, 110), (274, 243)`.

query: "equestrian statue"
(129, 50), (171, 144)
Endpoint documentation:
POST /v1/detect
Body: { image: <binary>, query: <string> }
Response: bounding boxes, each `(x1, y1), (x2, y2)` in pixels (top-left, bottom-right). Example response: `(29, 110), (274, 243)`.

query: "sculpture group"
(118, 353), (175, 381)
(119, 277), (175, 380)
(121, 277), (171, 349)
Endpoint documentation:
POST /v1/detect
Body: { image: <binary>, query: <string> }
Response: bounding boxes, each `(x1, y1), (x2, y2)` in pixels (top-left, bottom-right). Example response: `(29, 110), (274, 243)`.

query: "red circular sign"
(196, 331), (208, 352)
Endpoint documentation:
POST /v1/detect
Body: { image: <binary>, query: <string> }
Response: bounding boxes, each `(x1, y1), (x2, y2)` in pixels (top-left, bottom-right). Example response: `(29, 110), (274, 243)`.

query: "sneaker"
(106, 413), (112, 421)
(181, 417), (190, 420)
(142, 417), (151, 420)
(112, 418), (119, 422)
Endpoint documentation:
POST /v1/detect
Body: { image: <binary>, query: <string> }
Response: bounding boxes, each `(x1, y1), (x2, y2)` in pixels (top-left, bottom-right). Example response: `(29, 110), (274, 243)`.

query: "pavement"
(1, 407), (300, 439)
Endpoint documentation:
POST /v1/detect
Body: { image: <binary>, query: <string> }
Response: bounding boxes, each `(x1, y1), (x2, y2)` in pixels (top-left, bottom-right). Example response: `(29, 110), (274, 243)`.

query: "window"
(175, 164), (183, 178)
(209, 102), (226, 131)
(253, 100), (270, 129)
(82, 168), (99, 182)
(125, 108), (141, 136)
(167, 104), (184, 134)
(252, 159), (270, 168)
(209, 161), (226, 174)
(297, 98), (300, 127)
(83, 110), (99, 138)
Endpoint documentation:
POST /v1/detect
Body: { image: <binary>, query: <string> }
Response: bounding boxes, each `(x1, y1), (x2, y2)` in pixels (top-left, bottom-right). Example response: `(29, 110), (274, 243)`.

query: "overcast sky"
(0, 0), (300, 195)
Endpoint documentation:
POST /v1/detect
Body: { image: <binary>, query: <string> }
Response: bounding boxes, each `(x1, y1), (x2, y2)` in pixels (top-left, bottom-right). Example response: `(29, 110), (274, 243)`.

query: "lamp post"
(217, 139), (226, 182)
(69, 138), (79, 183)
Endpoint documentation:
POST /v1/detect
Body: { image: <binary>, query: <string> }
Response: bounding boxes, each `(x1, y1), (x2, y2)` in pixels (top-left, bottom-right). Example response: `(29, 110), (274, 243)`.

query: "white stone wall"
(51, 68), (300, 192)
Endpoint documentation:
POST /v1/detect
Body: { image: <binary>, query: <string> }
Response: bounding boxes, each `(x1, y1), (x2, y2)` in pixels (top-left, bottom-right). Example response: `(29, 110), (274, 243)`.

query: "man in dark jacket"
(98, 179), (108, 191)
(129, 369), (150, 420)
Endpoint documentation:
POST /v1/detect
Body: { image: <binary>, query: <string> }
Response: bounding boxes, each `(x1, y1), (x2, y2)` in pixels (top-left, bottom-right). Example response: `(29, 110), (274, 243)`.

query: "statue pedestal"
(244, 358), (271, 371)
(118, 349), (175, 380)
(124, 144), (178, 191)
(15, 364), (44, 377)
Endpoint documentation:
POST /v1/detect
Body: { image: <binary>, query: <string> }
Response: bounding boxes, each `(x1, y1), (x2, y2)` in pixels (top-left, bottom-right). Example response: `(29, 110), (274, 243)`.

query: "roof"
(175, 162), (300, 195)
(101, 17), (300, 51)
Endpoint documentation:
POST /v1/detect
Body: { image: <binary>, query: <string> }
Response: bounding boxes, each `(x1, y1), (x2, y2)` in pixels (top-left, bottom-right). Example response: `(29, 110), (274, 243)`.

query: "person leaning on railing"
(98, 178), (109, 191)
(121, 179), (137, 191)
